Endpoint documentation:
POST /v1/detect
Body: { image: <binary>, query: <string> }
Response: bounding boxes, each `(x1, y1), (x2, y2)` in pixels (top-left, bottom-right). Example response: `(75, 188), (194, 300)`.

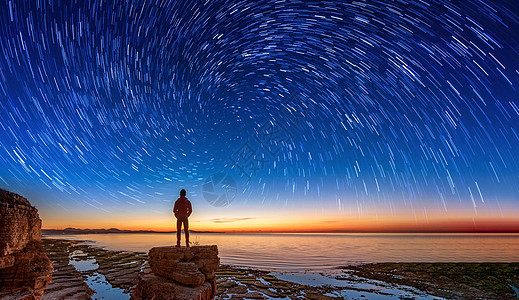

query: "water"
(48, 232), (519, 272)
(68, 248), (129, 299)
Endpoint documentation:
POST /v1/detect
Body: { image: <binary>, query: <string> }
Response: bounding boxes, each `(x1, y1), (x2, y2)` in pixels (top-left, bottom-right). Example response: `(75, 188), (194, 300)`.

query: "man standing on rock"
(173, 189), (192, 247)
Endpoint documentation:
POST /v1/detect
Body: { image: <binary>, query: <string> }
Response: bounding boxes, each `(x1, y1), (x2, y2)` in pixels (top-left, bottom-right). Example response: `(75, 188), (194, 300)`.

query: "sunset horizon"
(39, 205), (519, 233)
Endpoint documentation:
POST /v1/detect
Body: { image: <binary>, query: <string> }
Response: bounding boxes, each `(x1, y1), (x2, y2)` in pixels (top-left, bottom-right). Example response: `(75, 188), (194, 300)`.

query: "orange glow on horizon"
(38, 195), (519, 233)
(41, 210), (519, 233)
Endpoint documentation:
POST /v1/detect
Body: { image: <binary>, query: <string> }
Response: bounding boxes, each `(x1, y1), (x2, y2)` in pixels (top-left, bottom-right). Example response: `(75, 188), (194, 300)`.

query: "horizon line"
(42, 228), (519, 234)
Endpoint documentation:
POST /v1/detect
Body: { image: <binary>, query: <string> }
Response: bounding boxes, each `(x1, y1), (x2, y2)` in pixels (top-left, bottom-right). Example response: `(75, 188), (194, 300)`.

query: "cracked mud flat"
(42, 238), (514, 299)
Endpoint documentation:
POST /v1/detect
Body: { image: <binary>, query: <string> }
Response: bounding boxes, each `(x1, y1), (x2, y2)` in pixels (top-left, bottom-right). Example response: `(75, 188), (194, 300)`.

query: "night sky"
(1, 0), (518, 231)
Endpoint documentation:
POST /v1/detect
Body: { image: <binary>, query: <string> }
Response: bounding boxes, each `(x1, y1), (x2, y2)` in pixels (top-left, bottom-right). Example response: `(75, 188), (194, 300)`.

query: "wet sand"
(41, 238), (518, 299)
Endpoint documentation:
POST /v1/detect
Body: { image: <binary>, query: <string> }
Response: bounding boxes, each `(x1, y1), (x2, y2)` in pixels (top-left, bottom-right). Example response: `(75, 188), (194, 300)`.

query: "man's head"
(180, 189), (186, 197)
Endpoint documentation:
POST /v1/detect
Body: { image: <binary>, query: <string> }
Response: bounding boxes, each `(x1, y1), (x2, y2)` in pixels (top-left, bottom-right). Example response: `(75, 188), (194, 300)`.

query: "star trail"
(0, 0), (518, 230)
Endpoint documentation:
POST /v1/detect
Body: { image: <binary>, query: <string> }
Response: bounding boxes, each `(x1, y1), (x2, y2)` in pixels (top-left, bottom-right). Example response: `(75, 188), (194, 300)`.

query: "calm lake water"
(46, 233), (519, 272)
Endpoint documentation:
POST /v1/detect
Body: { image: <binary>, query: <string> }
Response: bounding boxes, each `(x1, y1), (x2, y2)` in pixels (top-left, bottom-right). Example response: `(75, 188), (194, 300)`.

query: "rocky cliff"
(0, 189), (53, 299)
(132, 246), (220, 300)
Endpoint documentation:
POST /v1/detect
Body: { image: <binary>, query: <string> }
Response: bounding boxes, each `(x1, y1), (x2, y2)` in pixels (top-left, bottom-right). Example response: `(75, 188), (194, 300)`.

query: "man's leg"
(176, 218), (182, 246)
(184, 218), (190, 246)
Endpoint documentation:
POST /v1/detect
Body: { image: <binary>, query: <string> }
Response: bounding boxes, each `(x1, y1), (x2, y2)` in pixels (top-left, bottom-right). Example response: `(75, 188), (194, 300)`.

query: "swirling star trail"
(0, 0), (518, 231)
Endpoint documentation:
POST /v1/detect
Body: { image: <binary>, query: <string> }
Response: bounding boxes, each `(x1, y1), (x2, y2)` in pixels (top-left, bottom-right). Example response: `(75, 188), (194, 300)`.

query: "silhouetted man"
(174, 189), (192, 247)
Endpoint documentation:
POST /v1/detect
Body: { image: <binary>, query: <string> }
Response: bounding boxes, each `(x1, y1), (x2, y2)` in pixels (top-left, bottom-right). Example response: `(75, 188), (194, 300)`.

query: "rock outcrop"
(132, 246), (220, 300)
(0, 189), (53, 299)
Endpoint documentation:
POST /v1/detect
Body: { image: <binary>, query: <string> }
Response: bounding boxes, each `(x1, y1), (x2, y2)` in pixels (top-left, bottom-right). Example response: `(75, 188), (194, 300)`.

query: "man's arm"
(173, 200), (178, 217)
(187, 201), (192, 217)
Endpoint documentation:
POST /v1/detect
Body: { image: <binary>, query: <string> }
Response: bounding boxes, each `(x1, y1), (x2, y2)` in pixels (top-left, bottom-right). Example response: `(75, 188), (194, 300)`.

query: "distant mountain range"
(42, 227), (217, 235)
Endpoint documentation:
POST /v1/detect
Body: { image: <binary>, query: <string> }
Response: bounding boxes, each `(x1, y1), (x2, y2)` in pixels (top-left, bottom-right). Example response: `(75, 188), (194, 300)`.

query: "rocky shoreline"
(41, 237), (519, 299)
(41, 238), (348, 299)
(41, 238), (143, 299)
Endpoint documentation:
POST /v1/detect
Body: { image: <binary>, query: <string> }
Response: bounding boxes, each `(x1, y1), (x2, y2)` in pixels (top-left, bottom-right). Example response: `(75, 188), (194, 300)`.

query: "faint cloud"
(211, 217), (255, 223)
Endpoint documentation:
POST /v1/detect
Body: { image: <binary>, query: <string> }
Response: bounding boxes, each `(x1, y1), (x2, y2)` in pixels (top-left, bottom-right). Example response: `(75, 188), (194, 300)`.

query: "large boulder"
(148, 246), (220, 285)
(132, 274), (215, 300)
(132, 246), (220, 300)
(0, 189), (53, 299)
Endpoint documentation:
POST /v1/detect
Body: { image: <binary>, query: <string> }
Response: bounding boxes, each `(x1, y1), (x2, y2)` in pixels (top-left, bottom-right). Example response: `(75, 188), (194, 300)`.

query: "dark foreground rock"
(132, 246), (220, 300)
(0, 189), (53, 299)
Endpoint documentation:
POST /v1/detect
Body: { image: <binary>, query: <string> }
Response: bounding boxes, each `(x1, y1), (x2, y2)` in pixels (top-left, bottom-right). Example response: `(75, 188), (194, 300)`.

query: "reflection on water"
(53, 233), (519, 272)
(69, 250), (98, 272)
(69, 249), (129, 299)
(84, 273), (128, 300)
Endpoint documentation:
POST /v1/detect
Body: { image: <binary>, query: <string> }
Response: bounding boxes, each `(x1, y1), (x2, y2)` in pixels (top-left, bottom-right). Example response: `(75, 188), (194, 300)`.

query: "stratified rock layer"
(132, 274), (214, 300)
(0, 189), (42, 257)
(0, 189), (53, 299)
(149, 246), (219, 285)
(132, 246), (219, 300)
